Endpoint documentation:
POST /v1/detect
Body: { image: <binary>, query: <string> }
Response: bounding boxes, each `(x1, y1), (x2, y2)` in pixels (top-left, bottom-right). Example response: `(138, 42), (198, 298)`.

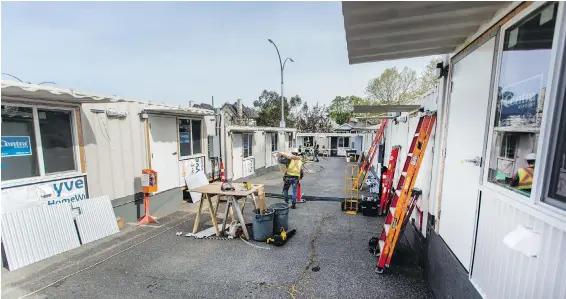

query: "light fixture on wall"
(435, 62), (449, 79)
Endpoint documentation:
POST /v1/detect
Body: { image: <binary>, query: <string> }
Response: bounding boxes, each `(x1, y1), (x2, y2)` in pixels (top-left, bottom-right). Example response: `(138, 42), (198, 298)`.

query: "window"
(1, 105), (77, 181)
(546, 81), (566, 209)
(304, 136), (314, 147)
(178, 119), (202, 157)
(338, 137), (350, 148)
(288, 134), (293, 149)
(192, 120), (202, 155)
(39, 109), (76, 173)
(487, 2), (559, 197)
(271, 133), (278, 152)
(243, 134), (253, 158)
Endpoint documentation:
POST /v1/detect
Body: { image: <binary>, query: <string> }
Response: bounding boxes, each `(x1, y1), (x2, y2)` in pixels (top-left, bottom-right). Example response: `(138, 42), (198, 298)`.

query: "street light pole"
(268, 39), (293, 128)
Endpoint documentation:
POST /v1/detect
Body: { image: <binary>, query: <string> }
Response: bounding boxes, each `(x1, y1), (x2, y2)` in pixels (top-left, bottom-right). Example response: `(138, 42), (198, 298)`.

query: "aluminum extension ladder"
(379, 146), (400, 215)
(355, 119), (388, 190)
(375, 111), (437, 274)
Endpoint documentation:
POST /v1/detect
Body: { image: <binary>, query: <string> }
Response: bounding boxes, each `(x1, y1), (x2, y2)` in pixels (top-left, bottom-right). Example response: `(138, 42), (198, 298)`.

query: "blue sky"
(1, 1), (432, 108)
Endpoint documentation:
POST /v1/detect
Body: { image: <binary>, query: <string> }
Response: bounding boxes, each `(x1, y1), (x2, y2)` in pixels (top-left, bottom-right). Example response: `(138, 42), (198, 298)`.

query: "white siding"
(254, 131), (265, 169)
(81, 102), (147, 201)
(472, 189), (566, 299)
(73, 195), (119, 244)
(1, 204), (80, 271)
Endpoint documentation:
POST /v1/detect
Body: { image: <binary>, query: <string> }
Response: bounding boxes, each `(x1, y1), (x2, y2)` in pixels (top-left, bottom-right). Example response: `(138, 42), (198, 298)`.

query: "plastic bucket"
(252, 208), (275, 241)
(270, 203), (290, 234)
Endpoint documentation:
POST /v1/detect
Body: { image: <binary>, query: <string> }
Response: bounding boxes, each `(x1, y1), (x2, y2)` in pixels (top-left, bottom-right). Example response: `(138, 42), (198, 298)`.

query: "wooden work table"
(188, 182), (266, 239)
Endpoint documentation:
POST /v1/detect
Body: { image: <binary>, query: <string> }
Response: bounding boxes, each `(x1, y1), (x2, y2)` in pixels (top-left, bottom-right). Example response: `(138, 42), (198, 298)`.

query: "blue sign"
(180, 132), (190, 143)
(1, 136), (32, 157)
(499, 75), (542, 128)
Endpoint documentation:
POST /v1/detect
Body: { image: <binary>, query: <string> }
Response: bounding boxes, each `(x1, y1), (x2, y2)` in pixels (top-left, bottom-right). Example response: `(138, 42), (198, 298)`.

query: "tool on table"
(221, 181), (235, 191)
(266, 227), (296, 246)
(374, 110), (436, 274)
(243, 182), (252, 190)
(379, 146), (400, 215)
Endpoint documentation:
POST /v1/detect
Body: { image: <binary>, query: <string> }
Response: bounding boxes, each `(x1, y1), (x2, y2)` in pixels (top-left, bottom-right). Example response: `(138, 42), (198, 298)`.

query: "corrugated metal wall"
(74, 196), (120, 244)
(1, 204), (81, 271)
(472, 190), (566, 299)
(81, 102), (147, 201)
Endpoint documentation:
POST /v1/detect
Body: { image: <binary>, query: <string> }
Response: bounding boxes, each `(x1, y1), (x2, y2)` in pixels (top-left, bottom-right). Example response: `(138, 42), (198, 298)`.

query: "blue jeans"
(283, 176), (299, 204)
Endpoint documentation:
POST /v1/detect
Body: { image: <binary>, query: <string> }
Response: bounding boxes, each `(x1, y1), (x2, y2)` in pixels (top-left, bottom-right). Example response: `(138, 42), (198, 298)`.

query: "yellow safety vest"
(517, 167), (534, 190)
(286, 160), (303, 177)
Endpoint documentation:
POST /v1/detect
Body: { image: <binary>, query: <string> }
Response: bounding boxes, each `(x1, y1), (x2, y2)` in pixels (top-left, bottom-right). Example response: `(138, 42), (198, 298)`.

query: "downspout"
(434, 54), (451, 233)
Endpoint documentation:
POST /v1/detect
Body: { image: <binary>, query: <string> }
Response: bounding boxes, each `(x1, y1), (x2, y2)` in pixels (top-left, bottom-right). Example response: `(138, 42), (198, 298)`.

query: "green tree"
(365, 67), (420, 104)
(418, 56), (443, 95)
(328, 95), (367, 125)
(253, 90), (302, 127)
(296, 102), (332, 132)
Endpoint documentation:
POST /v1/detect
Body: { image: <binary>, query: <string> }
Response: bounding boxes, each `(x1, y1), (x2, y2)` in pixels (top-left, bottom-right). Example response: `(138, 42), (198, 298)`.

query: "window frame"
(1, 102), (82, 187)
(482, 1), (566, 214)
(539, 2), (566, 211)
(243, 133), (253, 158)
(271, 132), (278, 152)
(177, 117), (204, 159)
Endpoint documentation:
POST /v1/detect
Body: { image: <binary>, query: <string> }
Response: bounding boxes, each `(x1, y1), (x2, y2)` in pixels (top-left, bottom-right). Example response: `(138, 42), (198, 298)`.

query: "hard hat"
(291, 148), (299, 153)
(525, 153), (536, 161)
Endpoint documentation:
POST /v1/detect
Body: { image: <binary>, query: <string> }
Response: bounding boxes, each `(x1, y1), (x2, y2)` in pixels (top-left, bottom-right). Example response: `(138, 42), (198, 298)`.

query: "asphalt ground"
(1, 158), (433, 299)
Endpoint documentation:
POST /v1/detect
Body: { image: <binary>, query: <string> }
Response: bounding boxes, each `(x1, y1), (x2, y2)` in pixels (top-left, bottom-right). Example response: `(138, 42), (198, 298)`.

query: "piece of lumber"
(257, 186), (267, 212)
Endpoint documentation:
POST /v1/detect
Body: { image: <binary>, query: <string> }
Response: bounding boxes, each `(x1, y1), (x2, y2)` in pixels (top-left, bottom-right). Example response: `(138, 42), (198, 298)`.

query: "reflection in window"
(487, 2), (558, 197)
(39, 109), (76, 173)
(271, 133), (278, 152)
(179, 119), (192, 157)
(1, 106), (40, 180)
(192, 120), (202, 155)
(547, 88), (566, 209)
(243, 134), (253, 158)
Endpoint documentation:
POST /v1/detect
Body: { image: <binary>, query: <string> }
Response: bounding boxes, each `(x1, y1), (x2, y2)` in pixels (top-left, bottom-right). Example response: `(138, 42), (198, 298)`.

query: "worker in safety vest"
(510, 153), (535, 191)
(282, 148), (304, 209)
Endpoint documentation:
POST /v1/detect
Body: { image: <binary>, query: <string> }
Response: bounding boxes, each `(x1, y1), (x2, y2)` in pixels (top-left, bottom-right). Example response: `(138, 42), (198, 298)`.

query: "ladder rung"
(379, 240), (385, 253)
(390, 207), (396, 215)
(396, 190), (401, 196)
(414, 133), (419, 136)
(384, 224), (390, 235)
(408, 153), (413, 157)
(401, 172), (407, 176)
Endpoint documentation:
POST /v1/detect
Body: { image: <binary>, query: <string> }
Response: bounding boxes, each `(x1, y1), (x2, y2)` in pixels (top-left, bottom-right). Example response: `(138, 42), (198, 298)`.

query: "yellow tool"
(266, 228), (296, 246)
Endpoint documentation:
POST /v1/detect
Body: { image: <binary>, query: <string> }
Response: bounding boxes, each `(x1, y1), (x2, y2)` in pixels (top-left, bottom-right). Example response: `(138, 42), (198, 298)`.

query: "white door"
(439, 37), (496, 271)
(232, 134), (243, 180)
(149, 115), (179, 192)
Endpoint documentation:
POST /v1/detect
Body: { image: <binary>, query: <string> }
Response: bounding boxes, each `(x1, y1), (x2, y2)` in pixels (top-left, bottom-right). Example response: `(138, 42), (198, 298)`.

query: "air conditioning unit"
(208, 136), (220, 158)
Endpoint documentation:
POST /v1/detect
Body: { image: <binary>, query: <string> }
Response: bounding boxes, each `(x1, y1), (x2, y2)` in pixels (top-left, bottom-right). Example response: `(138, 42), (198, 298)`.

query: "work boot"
(291, 203), (296, 209)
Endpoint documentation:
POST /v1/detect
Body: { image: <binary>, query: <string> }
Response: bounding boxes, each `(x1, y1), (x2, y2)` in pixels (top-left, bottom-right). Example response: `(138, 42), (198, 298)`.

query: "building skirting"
(112, 188), (183, 223)
(403, 214), (482, 299)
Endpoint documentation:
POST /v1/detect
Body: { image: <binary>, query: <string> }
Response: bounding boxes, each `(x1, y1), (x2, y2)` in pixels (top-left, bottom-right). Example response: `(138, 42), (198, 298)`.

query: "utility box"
(208, 135), (220, 158)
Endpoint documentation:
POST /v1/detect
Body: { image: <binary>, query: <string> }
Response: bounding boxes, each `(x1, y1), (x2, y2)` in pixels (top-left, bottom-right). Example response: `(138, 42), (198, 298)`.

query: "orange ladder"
(355, 119), (388, 190)
(379, 146), (400, 215)
(375, 111), (436, 273)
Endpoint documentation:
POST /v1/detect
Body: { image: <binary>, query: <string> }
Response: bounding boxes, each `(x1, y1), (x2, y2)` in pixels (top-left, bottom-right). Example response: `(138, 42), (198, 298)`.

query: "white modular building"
(343, 2), (566, 298)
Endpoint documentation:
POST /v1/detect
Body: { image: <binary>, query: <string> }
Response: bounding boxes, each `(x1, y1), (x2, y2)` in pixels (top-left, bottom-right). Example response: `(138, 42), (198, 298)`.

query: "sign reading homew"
(1, 136), (32, 157)
(1, 176), (88, 213)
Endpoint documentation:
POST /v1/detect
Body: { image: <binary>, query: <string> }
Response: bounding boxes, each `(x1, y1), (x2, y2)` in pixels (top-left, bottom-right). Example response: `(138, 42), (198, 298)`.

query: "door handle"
(460, 156), (482, 167)
(172, 152), (178, 155)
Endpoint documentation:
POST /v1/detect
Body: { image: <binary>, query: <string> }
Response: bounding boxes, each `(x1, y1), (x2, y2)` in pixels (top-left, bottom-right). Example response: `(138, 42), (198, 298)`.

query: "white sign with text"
(1, 176), (88, 213)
